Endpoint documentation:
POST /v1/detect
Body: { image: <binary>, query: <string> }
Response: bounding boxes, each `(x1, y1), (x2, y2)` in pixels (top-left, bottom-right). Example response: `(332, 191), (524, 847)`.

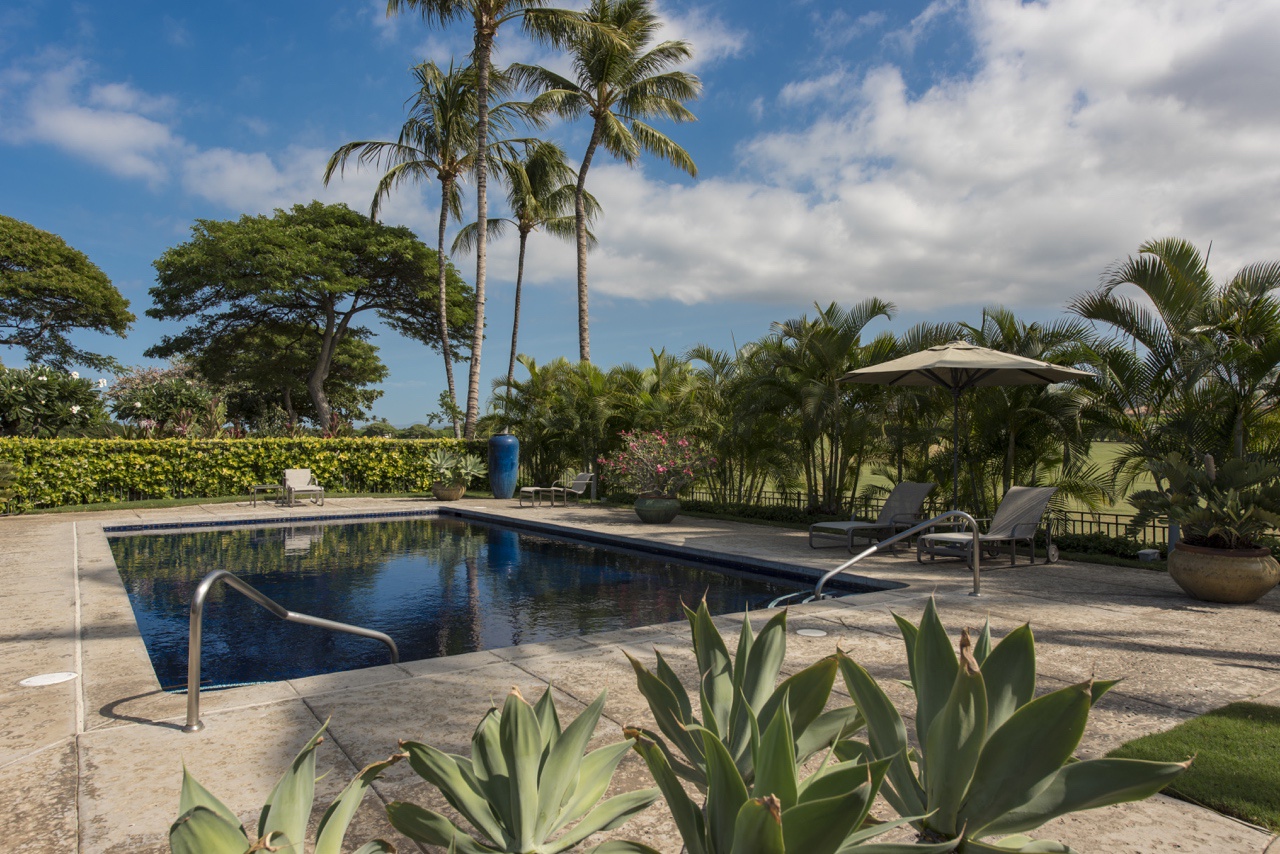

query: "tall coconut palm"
(453, 141), (600, 390)
(324, 61), (509, 437)
(387, 0), (593, 437)
(512, 0), (700, 361)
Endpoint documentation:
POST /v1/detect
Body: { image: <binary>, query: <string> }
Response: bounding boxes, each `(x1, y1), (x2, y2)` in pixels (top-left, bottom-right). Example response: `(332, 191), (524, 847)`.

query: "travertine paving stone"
(1, 498), (1276, 852)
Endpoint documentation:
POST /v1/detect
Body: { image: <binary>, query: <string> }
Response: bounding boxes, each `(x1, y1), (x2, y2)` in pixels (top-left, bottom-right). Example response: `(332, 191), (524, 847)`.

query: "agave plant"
(625, 601), (863, 790)
(630, 699), (953, 854)
(837, 598), (1189, 852)
(386, 687), (660, 854)
(169, 722), (400, 853)
(1129, 452), (1280, 550)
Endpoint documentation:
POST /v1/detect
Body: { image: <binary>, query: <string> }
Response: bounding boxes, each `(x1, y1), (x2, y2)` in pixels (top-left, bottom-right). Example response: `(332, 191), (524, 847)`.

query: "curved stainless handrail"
(183, 569), (399, 733)
(769, 510), (984, 608)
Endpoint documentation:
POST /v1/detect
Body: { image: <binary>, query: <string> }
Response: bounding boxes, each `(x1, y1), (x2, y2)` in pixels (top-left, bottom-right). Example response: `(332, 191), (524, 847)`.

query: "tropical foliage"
(1129, 453), (1280, 550)
(0, 365), (108, 437)
(597, 430), (712, 497)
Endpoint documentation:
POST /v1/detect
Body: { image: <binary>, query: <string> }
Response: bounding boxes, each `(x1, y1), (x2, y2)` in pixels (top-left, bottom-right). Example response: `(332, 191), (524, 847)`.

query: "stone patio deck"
(2, 496), (1278, 852)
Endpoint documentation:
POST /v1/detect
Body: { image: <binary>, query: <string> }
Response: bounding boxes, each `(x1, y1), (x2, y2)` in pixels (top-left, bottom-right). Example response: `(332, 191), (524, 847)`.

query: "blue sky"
(3, 0), (1280, 425)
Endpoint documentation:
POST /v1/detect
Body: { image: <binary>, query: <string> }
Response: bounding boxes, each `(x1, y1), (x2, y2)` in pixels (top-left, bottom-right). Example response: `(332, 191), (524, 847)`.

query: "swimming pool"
(108, 514), (873, 689)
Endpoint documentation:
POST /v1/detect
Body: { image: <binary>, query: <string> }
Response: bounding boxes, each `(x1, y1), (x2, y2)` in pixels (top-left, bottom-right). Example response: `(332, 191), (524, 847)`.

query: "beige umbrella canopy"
(839, 340), (1094, 508)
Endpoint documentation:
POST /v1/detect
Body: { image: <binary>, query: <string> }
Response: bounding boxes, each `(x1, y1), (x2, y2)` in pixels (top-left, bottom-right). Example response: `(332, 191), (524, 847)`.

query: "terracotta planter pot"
(634, 496), (680, 524)
(431, 482), (467, 502)
(1167, 541), (1280, 604)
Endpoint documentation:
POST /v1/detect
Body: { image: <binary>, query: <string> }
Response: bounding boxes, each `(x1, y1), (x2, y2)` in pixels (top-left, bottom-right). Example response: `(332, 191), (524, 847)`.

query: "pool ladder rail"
(183, 568), (399, 733)
(767, 510), (984, 609)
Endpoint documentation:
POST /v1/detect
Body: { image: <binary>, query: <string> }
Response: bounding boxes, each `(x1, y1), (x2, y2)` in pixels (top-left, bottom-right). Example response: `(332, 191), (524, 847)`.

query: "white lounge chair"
(549, 472), (595, 505)
(283, 468), (325, 506)
(917, 485), (1057, 567)
(809, 482), (935, 553)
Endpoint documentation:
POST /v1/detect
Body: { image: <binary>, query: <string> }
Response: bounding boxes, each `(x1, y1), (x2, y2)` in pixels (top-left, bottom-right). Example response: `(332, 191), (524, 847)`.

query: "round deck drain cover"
(20, 672), (78, 687)
(795, 628), (828, 638)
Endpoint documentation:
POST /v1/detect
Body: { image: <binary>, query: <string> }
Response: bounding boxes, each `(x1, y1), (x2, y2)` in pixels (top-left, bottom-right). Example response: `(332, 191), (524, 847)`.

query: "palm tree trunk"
(574, 122), (604, 363)
(507, 230), (529, 390)
(465, 26), (494, 439)
(437, 177), (461, 439)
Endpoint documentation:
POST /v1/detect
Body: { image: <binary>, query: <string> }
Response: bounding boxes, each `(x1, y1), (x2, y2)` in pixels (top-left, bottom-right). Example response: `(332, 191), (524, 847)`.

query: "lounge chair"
(283, 468), (325, 506)
(549, 472), (595, 505)
(809, 482), (935, 553)
(917, 485), (1057, 567)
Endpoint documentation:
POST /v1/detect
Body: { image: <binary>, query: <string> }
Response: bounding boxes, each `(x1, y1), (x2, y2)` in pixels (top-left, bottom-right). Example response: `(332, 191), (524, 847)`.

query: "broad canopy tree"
(148, 201), (473, 429)
(0, 214), (134, 371)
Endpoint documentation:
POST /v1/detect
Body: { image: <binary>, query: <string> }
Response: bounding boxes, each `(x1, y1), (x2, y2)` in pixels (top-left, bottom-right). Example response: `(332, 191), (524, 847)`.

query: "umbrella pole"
(952, 387), (960, 510)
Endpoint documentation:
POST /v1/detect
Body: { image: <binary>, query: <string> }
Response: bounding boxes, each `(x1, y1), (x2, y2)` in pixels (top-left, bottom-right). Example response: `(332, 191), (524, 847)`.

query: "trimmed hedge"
(0, 437), (488, 511)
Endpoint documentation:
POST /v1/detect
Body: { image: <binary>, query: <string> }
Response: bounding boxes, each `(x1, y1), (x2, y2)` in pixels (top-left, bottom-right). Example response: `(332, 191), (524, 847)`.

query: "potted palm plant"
(425, 447), (486, 501)
(1130, 453), (1280, 603)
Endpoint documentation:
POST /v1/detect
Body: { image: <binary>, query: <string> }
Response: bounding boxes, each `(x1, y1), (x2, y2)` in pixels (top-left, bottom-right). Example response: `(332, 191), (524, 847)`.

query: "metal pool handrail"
(768, 510), (984, 608)
(183, 568), (399, 733)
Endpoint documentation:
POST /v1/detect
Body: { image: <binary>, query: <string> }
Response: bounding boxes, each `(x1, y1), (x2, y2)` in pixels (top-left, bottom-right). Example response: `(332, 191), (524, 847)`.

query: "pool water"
(109, 515), (849, 689)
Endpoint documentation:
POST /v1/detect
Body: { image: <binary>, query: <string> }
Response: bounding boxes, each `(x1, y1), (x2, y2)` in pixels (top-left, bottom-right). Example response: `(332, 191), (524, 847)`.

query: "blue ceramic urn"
(488, 433), (520, 499)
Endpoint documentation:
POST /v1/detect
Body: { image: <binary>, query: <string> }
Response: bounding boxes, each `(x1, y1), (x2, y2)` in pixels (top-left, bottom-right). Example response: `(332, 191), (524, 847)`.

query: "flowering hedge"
(0, 437), (486, 511)
(597, 430), (714, 498)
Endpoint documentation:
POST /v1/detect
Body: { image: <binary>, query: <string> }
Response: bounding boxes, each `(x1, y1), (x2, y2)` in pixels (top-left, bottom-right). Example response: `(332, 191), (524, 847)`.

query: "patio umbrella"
(838, 340), (1094, 508)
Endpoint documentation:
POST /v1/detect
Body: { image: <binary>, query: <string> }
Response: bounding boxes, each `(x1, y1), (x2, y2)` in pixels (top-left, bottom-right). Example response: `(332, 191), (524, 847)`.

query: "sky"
(3, 0), (1280, 426)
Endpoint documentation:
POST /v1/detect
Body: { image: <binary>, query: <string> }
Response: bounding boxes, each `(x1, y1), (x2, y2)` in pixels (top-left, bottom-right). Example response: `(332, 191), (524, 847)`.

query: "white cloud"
(653, 3), (747, 70)
(558, 0), (1280, 311)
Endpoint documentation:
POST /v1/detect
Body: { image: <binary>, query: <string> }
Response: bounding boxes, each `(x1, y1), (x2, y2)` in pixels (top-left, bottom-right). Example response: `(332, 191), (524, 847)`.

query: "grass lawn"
(1107, 701), (1280, 831)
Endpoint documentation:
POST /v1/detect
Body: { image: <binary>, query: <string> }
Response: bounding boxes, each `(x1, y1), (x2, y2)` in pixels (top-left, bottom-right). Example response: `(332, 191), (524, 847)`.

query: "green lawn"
(1107, 701), (1280, 831)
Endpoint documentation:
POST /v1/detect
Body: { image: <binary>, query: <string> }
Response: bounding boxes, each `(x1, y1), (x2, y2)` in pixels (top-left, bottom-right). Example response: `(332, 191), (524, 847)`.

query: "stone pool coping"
(1, 496), (1277, 851)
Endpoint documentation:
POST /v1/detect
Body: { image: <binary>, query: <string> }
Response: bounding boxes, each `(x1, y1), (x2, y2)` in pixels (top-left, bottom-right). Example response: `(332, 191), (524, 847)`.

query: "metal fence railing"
(679, 487), (1168, 546)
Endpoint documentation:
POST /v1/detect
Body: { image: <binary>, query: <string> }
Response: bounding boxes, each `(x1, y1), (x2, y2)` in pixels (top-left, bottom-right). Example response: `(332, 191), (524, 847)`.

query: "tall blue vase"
(488, 433), (520, 499)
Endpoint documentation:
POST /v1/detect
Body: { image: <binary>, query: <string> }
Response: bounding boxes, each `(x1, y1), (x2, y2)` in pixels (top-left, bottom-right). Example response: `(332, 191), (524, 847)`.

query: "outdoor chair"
(518, 484), (561, 507)
(283, 468), (325, 507)
(549, 472), (595, 505)
(809, 481), (935, 553)
(917, 485), (1057, 567)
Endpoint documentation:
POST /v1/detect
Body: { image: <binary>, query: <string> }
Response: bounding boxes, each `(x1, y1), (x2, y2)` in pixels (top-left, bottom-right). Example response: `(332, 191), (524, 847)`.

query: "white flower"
(97, 378), (108, 388)
(37, 375), (47, 381)
(70, 405), (81, 414)
(133, 402), (142, 409)
(70, 371), (79, 379)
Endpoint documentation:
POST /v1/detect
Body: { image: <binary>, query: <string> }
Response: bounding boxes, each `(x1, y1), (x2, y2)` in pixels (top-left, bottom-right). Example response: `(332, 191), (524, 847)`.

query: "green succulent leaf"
(891, 612), (920, 689)
(351, 840), (398, 854)
(752, 690), (798, 809)
(544, 787), (660, 853)
(535, 689), (607, 838)
(169, 806), (254, 854)
(729, 797), (786, 854)
(630, 730), (708, 854)
(974, 757), (1189, 839)
(551, 739), (635, 834)
(973, 619), (993, 666)
(471, 707), (513, 821)
(654, 650), (695, 723)
(694, 725), (751, 854)
(257, 725), (324, 847)
(315, 753), (404, 854)
(741, 611), (788, 714)
(924, 631), (987, 834)
(979, 623), (1035, 734)
(837, 653), (925, 819)
(626, 651), (705, 774)
(912, 598), (960, 757)
(385, 802), (501, 854)
(533, 684), (562, 755)
(961, 681), (1093, 833)
(585, 842), (665, 854)
(177, 766), (244, 835)
(796, 705), (865, 765)
(757, 655), (837, 741)
(402, 740), (506, 845)
(959, 835), (1074, 852)
(691, 601), (735, 735)
(499, 690), (544, 850)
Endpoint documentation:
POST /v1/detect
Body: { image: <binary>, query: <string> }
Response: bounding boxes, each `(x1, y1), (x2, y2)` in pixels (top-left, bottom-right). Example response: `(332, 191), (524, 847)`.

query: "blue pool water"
(109, 515), (862, 689)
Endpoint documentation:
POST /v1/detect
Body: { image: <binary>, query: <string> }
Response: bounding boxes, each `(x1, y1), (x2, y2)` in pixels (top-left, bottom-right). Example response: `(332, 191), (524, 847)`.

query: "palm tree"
(1071, 237), (1280, 463)
(454, 141), (600, 390)
(324, 61), (501, 437)
(511, 0), (700, 361)
(387, 0), (591, 437)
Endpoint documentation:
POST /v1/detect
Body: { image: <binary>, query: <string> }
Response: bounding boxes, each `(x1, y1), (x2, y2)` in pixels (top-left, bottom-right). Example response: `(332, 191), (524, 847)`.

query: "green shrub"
(0, 437), (487, 511)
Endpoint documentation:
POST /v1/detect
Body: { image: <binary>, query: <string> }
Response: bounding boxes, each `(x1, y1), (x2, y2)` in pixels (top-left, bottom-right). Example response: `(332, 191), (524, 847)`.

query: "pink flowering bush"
(598, 430), (714, 498)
